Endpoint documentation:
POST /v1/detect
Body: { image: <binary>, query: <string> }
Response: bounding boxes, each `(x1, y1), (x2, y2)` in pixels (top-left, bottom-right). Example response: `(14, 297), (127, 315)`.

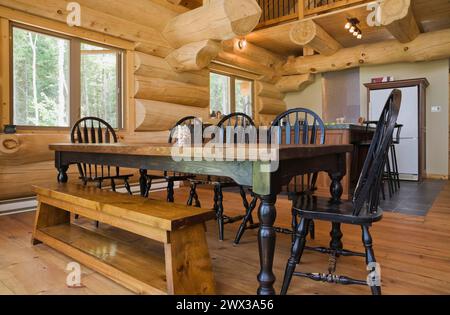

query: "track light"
(345, 18), (362, 40)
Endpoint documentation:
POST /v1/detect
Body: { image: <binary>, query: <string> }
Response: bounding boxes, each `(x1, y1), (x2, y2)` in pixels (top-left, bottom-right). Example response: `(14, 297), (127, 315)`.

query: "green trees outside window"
(12, 25), (123, 128)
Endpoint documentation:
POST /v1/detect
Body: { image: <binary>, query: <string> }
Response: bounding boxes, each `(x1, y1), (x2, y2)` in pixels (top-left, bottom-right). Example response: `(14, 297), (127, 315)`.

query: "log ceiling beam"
(165, 39), (221, 72)
(282, 28), (450, 75)
(381, 0), (420, 43)
(289, 20), (342, 56)
(276, 74), (315, 93)
(166, 0), (203, 10)
(162, 0), (261, 48)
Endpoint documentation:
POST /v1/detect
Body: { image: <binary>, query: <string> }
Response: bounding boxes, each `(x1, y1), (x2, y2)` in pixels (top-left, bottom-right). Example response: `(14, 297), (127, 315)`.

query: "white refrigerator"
(369, 86), (419, 181)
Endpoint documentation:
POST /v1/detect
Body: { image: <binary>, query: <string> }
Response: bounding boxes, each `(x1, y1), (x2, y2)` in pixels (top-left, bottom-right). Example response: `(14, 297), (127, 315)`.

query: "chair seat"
(293, 196), (383, 225)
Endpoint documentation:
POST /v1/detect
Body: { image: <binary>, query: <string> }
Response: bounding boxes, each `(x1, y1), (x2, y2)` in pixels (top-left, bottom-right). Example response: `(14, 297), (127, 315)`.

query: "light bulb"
(353, 31), (358, 36)
(238, 39), (247, 50)
(344, 22), (351, 29)
(349, 26), (355, 33)
(357, 34), (362, 39)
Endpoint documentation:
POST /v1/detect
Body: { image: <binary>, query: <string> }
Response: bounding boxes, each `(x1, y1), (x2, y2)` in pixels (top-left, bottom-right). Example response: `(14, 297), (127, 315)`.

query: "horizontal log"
(135, 99), (210, 131)
(381, 0), (420, 43)
(258, 114), (277, 127)
(135, 76), (209, 108)
(257, 97), (286, 115)
(215, 51), (278, 83)
(276, 74), (315, 93)
(75, 0), (178, 32)
(165, 40), (221, 72)
(283, 28), (450, 75)
(222, 38), (285, 71)
(289, 20), (342, 56)
(0, 134), (69, 166)
(0, 0), (172, 57)
(163, 0), (261, 48)
(134, 52), (209, 86)
(255, 81), (284, 100)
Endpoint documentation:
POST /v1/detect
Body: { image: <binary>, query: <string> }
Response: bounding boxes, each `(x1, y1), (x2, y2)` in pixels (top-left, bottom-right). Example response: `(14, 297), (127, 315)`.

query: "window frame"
(9, 23), (124, 130)
(210, 70), (255, 117)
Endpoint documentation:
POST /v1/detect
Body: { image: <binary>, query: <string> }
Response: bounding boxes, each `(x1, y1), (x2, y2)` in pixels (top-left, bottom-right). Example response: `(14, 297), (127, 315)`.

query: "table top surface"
(50, 143), (353, 161)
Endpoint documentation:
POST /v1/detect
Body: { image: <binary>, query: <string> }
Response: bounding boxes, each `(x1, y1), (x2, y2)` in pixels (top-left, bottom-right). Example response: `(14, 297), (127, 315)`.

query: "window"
(210, 72), (253, 117)
(11, 25), (123, 128)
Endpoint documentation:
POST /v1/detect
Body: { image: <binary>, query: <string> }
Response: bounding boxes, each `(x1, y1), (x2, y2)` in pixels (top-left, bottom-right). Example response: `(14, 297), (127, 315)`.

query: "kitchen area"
(284, 59), (450, 216)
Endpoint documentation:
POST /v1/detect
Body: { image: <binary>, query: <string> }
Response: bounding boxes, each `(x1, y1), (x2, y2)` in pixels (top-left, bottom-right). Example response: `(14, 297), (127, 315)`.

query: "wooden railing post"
(298, 0), (304, 19)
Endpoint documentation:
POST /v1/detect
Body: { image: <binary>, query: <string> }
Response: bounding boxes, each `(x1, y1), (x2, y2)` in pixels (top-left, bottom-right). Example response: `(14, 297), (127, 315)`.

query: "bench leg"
(32, 201), (70, 245)
(164, 224), (216, 295)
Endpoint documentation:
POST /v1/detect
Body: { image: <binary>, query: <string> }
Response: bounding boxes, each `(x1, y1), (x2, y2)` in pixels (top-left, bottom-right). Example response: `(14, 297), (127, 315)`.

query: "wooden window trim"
(210, 70), (255, 117)
(9, 22), (125, 131)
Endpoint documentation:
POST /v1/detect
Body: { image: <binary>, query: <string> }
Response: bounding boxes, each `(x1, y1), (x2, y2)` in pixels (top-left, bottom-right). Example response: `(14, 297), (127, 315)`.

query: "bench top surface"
(33, 184), (215, 231)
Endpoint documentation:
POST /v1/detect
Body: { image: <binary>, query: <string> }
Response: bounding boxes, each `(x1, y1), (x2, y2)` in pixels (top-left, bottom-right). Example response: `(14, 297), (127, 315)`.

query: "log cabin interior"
(0, 0), (450, 297)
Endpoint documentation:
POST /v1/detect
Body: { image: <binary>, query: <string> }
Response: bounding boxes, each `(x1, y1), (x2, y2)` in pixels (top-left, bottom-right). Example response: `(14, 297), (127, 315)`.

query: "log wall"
(0, 0), (287, 200)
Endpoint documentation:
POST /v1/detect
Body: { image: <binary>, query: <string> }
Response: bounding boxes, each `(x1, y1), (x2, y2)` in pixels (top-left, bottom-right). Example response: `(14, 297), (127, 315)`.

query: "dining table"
(49, 142), (353, 295)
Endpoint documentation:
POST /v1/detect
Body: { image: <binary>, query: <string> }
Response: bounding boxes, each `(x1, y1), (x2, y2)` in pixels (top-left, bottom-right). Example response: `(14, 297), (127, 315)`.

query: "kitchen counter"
(324, 123), (373, 131)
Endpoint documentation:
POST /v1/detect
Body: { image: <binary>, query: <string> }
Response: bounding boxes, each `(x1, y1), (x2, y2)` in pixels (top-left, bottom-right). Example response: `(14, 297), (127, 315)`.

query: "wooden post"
(381, 0), (420, 43)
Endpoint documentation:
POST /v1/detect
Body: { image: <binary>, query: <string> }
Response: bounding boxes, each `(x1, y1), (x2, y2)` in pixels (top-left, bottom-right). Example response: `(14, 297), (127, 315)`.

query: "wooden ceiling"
(246, 0), (450, 57)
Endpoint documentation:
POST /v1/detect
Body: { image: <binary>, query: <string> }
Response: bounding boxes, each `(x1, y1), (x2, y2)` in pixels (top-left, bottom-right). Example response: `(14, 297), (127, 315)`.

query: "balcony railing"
(256, 0), (299, 28)
(255, 0), (369, 29)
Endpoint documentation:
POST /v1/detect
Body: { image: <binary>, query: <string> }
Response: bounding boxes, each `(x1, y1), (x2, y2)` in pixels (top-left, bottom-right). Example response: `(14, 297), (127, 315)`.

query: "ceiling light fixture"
(345, 18), (362, 40)
(237, 38), (247, 50)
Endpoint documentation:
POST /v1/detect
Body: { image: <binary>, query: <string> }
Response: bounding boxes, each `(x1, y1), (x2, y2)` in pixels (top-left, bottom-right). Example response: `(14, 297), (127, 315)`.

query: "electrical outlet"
(431, 106), (441, 113)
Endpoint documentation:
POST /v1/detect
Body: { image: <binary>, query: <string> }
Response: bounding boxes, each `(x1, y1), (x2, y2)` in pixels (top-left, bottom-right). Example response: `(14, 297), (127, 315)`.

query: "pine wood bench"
(32, 183), (216, 295)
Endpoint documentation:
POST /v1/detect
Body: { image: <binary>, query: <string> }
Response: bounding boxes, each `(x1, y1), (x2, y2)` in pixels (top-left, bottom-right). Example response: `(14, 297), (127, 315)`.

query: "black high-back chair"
(189, 112), (257, 241)
(71, 117), (133, 193)
(234, 108), (326, 244)
(143, 116), (203, 203)
(280, 89), (402, 295)
(71, 117), (133, 227)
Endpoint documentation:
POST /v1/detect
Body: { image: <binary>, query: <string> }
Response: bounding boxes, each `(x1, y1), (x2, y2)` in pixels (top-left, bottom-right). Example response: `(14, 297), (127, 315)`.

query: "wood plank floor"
(1, 183), (450, 295)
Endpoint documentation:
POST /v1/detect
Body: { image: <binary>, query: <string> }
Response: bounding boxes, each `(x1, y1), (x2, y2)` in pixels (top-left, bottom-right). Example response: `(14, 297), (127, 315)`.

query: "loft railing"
(255, 0), (369, 29)
(304, 0), (368, 16)
(256, 0), (299, 29)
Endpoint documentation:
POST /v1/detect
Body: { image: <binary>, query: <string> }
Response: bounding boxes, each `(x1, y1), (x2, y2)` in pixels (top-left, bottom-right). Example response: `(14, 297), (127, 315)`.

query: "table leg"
(329, 172), (344, 250)
(57, 165), (69, 183)
(139, 169), (148, 197)
(257, 194), (277, 295)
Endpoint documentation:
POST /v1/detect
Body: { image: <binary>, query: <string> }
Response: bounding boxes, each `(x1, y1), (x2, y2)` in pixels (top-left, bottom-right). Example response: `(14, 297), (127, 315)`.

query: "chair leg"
(280, 218), (310, 295)
(239, 186), (254, 224)
(385, 157), (394, 198)
(309, 220), (315, 240)
(144, 177), (152, 198)
(362, 225), (381, 295)
(291, 208), (298, 244)
(95, 180), (102, 228)
(167, 179), (175, 203)
(234, 192), (258, 245)
(111, 179), (116, 192)
(216, 184), (225, 241)
(392, 145), (400, 189)
(124, 178), (132, 195)
(187, 182), (199, 206)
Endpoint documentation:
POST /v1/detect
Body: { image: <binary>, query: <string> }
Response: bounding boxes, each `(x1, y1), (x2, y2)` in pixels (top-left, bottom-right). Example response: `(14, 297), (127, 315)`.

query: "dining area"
(26, 88), (398, 296)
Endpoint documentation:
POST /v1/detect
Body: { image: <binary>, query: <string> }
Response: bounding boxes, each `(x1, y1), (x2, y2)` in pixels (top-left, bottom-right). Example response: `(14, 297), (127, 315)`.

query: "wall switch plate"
(431, 106), (441, 113)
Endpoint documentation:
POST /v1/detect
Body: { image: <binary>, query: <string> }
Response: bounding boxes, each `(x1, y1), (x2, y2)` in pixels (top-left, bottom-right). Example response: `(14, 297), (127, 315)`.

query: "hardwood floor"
(1, 183), (450, 295)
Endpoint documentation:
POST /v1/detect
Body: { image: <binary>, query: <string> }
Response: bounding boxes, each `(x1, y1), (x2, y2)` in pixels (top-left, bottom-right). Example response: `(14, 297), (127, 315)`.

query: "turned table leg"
(257, 194), (277, 295)
(329, 172), (344, 250)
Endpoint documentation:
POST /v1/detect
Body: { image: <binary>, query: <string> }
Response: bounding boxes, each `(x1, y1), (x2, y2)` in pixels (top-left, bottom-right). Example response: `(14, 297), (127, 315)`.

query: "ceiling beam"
(289, 20), (342, 56)
(381, 0), (420, 43)
(282, 28), (450, 75)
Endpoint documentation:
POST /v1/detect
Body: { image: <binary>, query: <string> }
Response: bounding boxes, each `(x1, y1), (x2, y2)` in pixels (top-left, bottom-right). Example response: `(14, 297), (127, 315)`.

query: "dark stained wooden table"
(49, 142), (353, 295)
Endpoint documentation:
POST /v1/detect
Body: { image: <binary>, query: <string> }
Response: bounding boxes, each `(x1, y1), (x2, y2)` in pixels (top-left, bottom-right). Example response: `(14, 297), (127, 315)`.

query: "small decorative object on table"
(3, 125), (16, 134)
